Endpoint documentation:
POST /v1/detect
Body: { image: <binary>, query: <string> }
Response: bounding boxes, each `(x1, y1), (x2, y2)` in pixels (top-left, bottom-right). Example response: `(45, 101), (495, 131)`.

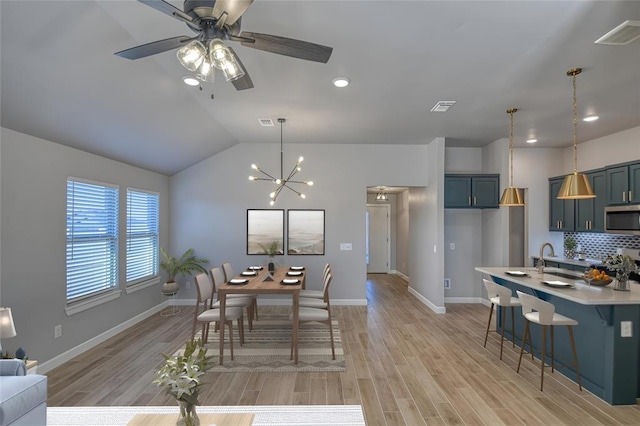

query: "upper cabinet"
(606, 162), (640, 205)
(444, 174), (500, 209)
(549, 177), (575, 231)
(575, 170), (606, 232)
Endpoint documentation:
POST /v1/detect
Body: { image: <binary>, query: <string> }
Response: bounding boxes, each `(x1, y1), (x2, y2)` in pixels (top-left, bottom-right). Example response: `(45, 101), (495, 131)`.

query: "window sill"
(65, 290), (122, 316)
(126, 276), (161, 294)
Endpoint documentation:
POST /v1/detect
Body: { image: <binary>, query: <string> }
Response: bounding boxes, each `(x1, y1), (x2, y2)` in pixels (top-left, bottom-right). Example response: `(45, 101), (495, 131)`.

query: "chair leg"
(517, 320), (529, 373)
(238, 316), (244, 346)
(568, 325), (582, 391)
(550, 325), (555, 373)
(484, 303), (494, 348)
(511, 306), (516, 347)
(191, 321), (197, 343)
(228, 321), (234, 360)
(253, 299), (259, 321)
(327, 318), (336, 360)
(540, 325), (547, 391)
(247, 305), (253, 331)
(499, 306), (506, 360)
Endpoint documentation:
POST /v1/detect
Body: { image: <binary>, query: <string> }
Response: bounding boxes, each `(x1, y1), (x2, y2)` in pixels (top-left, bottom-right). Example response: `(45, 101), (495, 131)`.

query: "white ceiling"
(1, 1), (639, 176)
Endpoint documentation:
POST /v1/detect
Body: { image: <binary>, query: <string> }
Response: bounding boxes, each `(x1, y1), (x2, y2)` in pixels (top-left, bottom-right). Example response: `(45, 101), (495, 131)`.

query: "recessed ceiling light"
(526, 138), (538, 144)
(332, 77), (350, 88)
(583, 115), (599, 122)
(182, 76), (200, 86)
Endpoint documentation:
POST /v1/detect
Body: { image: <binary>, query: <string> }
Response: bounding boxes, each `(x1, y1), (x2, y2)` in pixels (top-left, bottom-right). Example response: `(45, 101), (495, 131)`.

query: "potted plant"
(258, 241), (280, 273)
(160, 248), (209, 295)
(564, 236), (577, 259)
(603, 254), (639, 291)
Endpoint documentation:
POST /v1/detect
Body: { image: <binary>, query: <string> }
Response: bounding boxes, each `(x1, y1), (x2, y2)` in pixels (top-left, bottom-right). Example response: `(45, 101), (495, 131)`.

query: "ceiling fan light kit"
(115, 0), (333, 90)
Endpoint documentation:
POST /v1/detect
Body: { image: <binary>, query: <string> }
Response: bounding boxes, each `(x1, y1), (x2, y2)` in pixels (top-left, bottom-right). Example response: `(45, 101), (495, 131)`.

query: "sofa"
(0, 359), (47, 426)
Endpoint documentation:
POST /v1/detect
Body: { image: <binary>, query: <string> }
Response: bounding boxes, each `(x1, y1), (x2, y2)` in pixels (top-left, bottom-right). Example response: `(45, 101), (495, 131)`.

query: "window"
(126, 188), (159, 284)
(66, 178), (119, 302)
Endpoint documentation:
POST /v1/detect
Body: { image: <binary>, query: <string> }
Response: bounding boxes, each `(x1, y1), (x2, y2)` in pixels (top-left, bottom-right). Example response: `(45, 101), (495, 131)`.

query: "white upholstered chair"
(222, 262), (259, 321)
(290, 272), (335, 360)
(515, 290), (581, 391)
(191, 272), (244, 360)
(299, 268), (332, 309)
(210, 267), (254, 331)
(299, 263), (331, 299)
(482, 278), (522, 360)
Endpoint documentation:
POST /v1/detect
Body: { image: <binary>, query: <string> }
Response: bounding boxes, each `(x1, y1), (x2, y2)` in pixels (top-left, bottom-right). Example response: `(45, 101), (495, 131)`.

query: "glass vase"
(613, 272), (630, 291)
(177, 400), (200, 426)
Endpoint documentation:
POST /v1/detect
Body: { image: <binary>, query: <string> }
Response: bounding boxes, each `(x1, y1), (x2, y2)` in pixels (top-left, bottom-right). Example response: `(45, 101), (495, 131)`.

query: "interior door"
(367, 204), (390, 273)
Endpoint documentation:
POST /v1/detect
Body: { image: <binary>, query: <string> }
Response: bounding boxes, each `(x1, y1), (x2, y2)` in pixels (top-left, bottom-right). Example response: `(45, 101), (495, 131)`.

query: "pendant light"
(499, 108), (525, 206)
(249, 118), (314, 205)
(557, 68), (595, 199)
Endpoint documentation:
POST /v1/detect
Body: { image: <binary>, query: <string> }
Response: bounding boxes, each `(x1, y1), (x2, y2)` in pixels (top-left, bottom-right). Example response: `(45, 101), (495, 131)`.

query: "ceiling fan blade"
(239, 32), (332, 63)
(138, 0), (195, 24)
(227, 46), (254, 90)
(212, 0), (254, 25)
(115, 36), (197, 60)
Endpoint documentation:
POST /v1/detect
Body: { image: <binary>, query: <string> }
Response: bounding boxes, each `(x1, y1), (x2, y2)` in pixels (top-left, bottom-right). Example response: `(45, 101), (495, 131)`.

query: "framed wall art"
(287, 209), (325, 255)
(246, 209), (285, 255)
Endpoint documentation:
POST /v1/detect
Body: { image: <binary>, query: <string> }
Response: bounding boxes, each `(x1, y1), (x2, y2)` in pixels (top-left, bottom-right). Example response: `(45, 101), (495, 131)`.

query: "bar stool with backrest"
(191, 273), (244, 361)
(516, 290), (582, 392)
(299, 263), (331, 299)
(222, 262), (259, 321)
(482, 278), (522, 360)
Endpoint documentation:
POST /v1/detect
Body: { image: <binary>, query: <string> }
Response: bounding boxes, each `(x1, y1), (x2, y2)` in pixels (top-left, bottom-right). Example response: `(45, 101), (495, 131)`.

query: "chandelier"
(499, 108), (524, 206)
(249, 119), (314, 206)
(557, 67), (595, 199)
(176, 39), (245, 83)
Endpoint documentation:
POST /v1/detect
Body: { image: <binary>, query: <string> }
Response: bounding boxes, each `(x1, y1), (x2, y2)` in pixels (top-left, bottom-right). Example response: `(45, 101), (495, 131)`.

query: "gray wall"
(396, 190), (409, 276)
(0, 127), (170, 364)
(169, 143), (430, 302)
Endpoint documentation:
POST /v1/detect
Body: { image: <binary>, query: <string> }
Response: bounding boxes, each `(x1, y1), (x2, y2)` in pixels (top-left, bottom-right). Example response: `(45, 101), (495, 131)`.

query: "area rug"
(47, 405), (366, 425)
(185, 315), (345, 372)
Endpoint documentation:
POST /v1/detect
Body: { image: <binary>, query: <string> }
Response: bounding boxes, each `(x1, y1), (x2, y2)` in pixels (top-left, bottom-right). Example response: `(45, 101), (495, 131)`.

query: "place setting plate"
(505, 270), (529, 277)
(290, 266), (305, 271)
(241, 271), (258, 276)
(281, 279), (300, 285)
(229, 279), (249, 285)
(541, 280), (574, 288)
(286, 271), (303, 276)
(248, 266), (263, 271)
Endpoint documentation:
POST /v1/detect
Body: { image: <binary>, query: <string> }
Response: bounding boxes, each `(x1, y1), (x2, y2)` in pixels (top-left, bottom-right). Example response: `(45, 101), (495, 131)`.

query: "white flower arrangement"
(603, 254), (639, 282)
(153, 339), (213, 405)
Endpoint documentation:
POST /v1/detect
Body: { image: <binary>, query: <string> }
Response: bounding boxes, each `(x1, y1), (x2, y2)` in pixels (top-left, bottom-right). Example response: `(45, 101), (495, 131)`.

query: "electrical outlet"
(621, 321), (633, 337)
(450, 243), (455, 250)
(54, 325), (62, 339)
(444, 278), (451, 289)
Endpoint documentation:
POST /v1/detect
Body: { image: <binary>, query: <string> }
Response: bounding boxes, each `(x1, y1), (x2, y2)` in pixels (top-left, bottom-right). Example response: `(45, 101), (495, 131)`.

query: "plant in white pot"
(160, 248), (209, 295)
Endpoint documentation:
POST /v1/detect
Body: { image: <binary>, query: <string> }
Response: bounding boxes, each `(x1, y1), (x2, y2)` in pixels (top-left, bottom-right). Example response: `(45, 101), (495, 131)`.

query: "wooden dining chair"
(210, 267), (254, 331)
(192, 272), (244, 360)
(299, 263), (331, 299)
(222, 261), (259, 321)
(290, 272), (335, 360)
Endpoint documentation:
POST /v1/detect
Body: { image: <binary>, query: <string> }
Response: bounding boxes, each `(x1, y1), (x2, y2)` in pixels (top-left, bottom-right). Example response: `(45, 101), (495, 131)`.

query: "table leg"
(293, 289), (299, 364)
(219, 292), (226, 365)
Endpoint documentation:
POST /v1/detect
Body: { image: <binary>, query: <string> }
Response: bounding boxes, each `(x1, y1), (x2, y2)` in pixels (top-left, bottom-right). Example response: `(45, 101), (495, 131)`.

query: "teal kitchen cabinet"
(549, 177), (575, 231)
(444, 174), (499, 208)
(575, 170), (606, 232)
(606, 162), (640, 205)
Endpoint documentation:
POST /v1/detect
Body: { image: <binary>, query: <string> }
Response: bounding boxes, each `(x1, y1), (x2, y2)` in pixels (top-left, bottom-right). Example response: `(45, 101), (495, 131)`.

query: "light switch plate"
(340, 243), (352, 251)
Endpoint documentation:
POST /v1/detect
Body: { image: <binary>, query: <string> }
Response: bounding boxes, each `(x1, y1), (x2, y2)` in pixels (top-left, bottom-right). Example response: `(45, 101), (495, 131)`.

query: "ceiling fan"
(115, 0), (333, 90)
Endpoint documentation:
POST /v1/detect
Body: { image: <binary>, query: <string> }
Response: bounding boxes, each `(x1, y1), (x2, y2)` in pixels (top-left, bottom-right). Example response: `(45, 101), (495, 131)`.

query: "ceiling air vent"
(430, 101), (456, 112)
(258, 118), (274, 127)
(595, 20), (640, 45)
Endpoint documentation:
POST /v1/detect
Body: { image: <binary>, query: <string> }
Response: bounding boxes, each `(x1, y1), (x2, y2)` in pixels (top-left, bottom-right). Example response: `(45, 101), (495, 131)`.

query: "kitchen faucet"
(537, 242), (556, 274)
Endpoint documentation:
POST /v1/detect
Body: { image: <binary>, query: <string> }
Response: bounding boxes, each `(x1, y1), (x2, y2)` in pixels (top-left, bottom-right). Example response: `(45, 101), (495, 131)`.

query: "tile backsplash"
(564, 232), (640, 260)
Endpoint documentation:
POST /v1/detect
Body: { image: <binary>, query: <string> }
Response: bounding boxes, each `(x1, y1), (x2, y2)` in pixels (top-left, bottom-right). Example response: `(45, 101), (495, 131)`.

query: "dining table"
(217, 266), (306, 365)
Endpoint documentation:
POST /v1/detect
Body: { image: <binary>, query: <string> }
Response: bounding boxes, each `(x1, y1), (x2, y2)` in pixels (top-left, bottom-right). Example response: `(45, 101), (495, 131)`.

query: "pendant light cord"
(279, 118), (285, 180)
(571, 70), (579, 174)
(509, 110), (514, 187)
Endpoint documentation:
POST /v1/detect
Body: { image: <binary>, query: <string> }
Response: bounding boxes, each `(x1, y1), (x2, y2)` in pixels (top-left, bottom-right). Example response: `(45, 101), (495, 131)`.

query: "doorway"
(366, 204), (390, 273)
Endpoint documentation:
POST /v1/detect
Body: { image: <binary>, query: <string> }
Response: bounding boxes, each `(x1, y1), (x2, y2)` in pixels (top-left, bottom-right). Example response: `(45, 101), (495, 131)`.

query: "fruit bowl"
(590, 278), (613, 287)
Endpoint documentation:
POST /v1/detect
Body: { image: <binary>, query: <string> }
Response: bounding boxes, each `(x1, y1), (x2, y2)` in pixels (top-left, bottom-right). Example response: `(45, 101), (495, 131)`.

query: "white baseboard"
(444, 297), (485, 304)
(407, 287), (446, 314)
(394, 271), (409, 282)
(38, 302), (167, 374)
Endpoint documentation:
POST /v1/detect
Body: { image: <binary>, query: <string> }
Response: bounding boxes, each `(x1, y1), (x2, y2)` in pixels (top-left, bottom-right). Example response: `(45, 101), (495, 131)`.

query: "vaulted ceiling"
(1, 1), (639, 175)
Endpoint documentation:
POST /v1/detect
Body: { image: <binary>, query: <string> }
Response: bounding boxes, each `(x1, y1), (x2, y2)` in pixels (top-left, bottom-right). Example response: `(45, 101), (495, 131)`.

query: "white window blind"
(126, 189), (159, 284)
(66, 179), (119, 302)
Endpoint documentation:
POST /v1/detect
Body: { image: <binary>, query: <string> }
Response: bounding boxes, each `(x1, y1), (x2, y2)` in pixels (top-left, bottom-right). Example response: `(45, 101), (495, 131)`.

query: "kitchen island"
(476, 266), (640, 405)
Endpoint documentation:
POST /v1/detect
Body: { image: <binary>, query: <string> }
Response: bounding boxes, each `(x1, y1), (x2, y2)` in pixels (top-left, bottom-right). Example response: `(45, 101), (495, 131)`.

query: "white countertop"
(475, 266), (640, 305)
(531, 256), (602, 267)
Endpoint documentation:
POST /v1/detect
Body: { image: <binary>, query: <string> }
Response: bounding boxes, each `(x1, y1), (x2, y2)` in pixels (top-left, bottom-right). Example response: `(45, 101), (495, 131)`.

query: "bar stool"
(515, 290), (582, 392)
(483, 279), (522, 360)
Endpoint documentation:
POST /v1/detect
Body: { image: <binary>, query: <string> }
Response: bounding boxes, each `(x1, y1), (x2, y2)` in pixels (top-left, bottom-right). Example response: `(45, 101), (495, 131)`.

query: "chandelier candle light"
(499, 108), (524, 207)
(557, 68), (595, 200)
(249, 118), (313, 206)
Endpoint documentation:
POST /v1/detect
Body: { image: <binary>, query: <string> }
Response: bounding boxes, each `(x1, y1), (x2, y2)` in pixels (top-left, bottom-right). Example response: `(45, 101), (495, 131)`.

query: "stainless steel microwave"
(605, 205), (640, 235)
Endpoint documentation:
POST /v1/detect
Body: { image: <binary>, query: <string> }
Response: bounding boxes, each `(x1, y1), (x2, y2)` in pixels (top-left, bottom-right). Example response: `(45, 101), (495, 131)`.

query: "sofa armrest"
(0, 359), (26, 376)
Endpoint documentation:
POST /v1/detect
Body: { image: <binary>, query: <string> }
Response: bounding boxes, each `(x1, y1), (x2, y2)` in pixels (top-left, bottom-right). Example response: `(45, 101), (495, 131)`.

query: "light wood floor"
(47, 274), (640, 425)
